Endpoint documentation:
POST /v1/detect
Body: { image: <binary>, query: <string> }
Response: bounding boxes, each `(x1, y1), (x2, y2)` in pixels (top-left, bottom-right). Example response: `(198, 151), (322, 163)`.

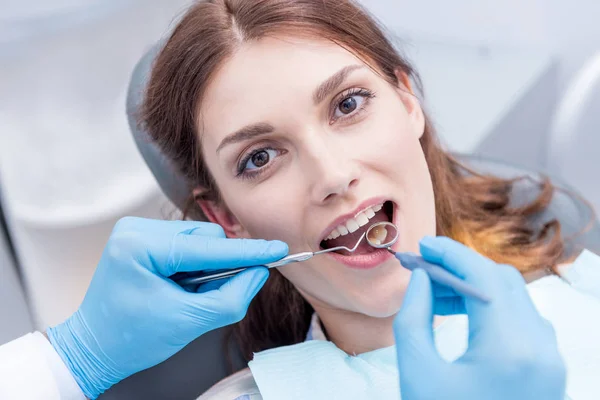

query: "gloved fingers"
(433, 296), (466, 316)
(188, 267), (270, 327)
(497, 264), (552, 330)
(432, 282), (459, 298)
(498, 263), (528, 293)
(195, 280), (226, 293)
(160, 235), (289, 276)
(108, 218), (228, 275)
(419, 236), (500, 292)
(114, 217), (225, 238)
(430, 281), (466, 315)
(184, 223), (227, 238)
(395, 269), (444, 373)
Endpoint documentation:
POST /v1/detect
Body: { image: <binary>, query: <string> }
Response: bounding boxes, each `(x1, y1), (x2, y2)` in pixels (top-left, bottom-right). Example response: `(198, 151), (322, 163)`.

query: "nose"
(305, 140), (361, 204)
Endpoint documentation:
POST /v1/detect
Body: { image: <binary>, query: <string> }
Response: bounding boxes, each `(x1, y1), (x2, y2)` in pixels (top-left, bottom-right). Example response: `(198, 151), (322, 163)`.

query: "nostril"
(321, 178), (359, 203)
(323, 193), (336, 202)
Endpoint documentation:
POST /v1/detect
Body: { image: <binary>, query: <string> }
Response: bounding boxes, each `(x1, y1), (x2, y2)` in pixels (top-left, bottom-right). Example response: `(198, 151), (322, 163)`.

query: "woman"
(140, 0), (599, 398)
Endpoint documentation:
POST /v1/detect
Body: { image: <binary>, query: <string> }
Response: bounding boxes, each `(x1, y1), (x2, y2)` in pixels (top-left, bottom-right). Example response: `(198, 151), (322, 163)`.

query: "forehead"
(199, 36), (369, 143)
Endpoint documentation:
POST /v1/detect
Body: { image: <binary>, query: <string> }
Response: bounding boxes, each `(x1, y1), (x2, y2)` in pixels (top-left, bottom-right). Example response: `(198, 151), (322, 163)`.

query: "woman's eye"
(244, 148), (278, 171)
(333, 94), (366, 119)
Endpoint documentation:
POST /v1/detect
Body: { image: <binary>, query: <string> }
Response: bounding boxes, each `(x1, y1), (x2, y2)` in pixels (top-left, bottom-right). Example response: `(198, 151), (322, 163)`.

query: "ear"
(394, 69), (425, 139)
(193, 188), (250, 238)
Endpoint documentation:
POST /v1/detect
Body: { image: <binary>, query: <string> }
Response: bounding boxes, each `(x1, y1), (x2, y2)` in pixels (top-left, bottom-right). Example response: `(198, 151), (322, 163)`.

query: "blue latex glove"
(47, 217), (288, 399)
(394, 236), (566, 400)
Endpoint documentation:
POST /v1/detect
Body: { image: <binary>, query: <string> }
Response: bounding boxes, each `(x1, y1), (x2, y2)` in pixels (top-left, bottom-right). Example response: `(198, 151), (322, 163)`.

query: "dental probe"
(172, 232), (367, 288)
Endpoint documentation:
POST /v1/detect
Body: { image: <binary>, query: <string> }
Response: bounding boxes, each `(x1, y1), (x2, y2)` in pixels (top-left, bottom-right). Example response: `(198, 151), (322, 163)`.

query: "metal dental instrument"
(174, 221), (491, 303)
(364, 221), (400, 248)
(174, 231), (369, 288)
(394, 252), (492, 303)
(368, 221), (492, 303)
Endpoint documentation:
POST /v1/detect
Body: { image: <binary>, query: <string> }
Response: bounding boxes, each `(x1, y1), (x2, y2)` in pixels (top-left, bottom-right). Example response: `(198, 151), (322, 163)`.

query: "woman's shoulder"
(197, 368), (262, 400)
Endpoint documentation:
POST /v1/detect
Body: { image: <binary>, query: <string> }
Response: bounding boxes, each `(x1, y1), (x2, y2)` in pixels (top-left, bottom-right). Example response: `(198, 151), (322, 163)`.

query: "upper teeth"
(324, 203), (383, 241)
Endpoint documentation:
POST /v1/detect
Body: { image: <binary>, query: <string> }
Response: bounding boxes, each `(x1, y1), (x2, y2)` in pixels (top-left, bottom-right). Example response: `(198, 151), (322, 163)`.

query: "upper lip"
(317, 197), (388, 246)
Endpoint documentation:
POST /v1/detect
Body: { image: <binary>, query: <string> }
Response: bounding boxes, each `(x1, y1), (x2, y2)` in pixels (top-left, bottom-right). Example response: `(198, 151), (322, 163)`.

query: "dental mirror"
(365, 221), (399, 249)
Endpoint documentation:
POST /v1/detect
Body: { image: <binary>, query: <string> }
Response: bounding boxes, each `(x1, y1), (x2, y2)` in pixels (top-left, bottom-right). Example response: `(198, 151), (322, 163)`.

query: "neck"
(312, 305), (396, 354)
(311, 303), (448, 355)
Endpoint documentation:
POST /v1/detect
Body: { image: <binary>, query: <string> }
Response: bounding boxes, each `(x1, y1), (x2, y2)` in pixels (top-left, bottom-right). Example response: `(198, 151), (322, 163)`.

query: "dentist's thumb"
(394, 269), (445, 385)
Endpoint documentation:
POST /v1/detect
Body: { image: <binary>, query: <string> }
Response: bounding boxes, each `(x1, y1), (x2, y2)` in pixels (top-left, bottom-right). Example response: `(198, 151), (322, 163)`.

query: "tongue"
(325, 208), (389, 255)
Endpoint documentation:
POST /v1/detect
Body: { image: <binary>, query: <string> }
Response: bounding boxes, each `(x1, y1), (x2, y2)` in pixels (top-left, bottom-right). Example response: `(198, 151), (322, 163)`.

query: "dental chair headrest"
(126, 42), (190, 209)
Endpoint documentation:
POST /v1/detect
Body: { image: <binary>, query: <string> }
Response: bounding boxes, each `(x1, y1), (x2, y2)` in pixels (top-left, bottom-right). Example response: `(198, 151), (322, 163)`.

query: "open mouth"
(320, 200), (394, 256)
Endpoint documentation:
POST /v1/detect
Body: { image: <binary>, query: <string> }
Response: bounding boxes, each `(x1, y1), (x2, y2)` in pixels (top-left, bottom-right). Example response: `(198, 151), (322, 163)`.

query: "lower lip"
(325, 247), (393, 269)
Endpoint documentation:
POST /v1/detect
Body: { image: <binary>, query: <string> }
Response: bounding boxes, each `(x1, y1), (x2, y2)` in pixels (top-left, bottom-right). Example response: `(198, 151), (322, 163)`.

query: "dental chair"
(98, 44), (600, 400)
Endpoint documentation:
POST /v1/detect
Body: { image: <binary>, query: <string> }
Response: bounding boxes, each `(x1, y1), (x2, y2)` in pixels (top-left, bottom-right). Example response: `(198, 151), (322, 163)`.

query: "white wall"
(361, 0), (600, 90)
(543, 0), (600, 87)
(360, 0), (600, 211)
(0, 0), (186, 329)
(361, 0), (548, 48)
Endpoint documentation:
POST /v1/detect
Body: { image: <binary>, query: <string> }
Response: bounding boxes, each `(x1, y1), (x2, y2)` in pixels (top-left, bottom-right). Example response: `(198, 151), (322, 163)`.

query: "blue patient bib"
(248, 250), (600, 400)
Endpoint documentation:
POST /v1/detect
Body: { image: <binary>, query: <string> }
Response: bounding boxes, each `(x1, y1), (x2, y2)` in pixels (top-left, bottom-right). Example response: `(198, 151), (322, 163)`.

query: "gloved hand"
(47, 217), (288, 399)
(394, 236), (566, 400)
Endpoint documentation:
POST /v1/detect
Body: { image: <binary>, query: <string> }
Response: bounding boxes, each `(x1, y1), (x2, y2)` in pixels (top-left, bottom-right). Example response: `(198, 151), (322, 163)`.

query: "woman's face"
(198, 36), (436, 318)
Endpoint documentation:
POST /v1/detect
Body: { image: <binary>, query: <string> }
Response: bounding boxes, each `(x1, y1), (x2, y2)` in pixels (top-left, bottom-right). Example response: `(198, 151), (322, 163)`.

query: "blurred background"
(0, 0), (599, 395)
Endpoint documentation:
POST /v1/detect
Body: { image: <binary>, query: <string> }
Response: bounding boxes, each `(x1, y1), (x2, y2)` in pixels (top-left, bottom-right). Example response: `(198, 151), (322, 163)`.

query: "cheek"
(223, 185), (308, 247)
(357, 106), (427, 180)
(362, 104), (436, 245)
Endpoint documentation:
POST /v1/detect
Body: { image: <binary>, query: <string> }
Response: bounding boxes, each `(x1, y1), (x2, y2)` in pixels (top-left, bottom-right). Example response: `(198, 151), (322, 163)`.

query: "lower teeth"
(367, 226), (388, 244)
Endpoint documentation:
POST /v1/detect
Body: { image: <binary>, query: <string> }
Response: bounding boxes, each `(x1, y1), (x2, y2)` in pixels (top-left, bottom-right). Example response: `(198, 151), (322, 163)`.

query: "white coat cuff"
(0, 332), (86, 400)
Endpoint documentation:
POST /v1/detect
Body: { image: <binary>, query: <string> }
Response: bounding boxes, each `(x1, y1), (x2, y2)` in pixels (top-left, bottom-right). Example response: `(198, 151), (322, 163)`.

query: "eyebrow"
(216, 65), (365, 154)
(216, 122), (275, 153)
(312, 65), (365, 105)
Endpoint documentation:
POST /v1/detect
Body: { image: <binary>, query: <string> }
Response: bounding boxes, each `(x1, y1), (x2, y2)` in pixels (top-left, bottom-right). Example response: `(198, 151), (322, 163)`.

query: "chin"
(355, 296), (405, 318)
(351, 270), (412, 317)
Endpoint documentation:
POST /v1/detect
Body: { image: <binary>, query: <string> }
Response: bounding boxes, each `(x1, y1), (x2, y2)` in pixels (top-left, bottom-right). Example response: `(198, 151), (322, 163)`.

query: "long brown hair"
(141, 0), (566, 361)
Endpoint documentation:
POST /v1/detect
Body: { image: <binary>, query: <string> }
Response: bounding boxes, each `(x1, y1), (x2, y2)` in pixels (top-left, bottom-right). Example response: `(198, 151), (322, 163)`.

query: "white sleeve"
(528, 271), (600, 399)
(0, 332), (86, 400)
(562, 250), (600, 299)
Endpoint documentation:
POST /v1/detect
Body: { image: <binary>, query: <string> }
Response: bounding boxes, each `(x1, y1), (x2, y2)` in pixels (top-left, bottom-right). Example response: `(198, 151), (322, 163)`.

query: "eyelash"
(236, 87), (376, 180)
(329, 87), (376, 124)
(236, 147), (281, 180)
